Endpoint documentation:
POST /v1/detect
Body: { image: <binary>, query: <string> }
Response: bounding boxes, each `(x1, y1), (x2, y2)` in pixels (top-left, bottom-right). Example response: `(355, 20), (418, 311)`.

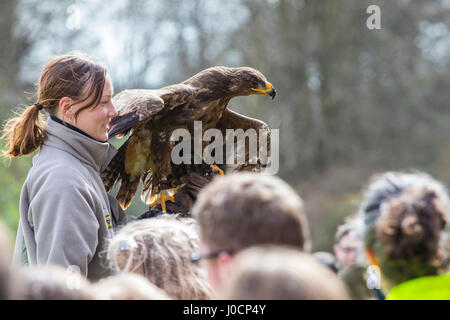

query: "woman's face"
(74, 77), (117, 142)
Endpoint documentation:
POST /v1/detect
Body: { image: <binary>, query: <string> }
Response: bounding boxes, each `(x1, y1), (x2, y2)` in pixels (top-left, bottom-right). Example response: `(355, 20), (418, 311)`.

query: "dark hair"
(376, 188), (447, 266)
(359, 171), (450, 282)
(2, 52), (107, 157)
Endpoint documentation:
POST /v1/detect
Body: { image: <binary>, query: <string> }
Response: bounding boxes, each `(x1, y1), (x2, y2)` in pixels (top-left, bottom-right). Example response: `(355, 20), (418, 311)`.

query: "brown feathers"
(102, 66), (274, 210)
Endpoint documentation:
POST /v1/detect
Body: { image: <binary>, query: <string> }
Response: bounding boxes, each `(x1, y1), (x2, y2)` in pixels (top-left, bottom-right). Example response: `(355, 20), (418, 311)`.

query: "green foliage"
(0, 147), (31, 236)
(298, 165), (364, 252)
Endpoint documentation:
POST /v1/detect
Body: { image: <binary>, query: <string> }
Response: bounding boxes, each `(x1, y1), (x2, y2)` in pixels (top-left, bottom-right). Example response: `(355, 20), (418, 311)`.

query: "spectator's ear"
(365, 247), (379, 266)
(216, 251), (234, 289)
(217, 251), (233, 265)
(333, 244), (339, 256)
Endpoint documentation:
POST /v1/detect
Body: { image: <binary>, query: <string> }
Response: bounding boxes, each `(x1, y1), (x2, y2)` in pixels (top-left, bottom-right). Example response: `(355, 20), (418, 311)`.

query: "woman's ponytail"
(1, 104), (47, 157)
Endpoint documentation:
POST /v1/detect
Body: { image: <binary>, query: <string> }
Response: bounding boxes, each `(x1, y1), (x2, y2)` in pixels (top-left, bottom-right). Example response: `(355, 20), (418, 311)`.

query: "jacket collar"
(44, 117), (117, 172)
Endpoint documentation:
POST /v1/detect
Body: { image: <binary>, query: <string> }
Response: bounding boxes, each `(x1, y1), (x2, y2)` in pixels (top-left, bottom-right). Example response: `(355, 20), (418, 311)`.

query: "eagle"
(102, 66), (276, 211)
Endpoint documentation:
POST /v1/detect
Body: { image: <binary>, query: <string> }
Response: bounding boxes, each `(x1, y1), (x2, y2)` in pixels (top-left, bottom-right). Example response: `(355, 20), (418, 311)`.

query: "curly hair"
(359, 171), (450, 283)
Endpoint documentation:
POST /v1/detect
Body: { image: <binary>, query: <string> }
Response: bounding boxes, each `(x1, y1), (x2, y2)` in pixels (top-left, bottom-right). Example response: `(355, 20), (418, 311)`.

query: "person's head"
(0, 223), (13, 299)
(359, 171), (450, 288)
(192, 173), (310, 292)
(334, 216), (362, 269)
(219, 246), (349, 300)
(2, 51), (117, 157)
(11, 265), (95, 300)
(107, 215), (212, 300)
(92, 273), (170, 300)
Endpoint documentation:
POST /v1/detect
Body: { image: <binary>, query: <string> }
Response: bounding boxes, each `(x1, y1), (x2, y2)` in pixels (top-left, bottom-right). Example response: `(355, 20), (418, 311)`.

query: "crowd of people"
(1, 52), (449, 300)
(1, 170), (449, 300)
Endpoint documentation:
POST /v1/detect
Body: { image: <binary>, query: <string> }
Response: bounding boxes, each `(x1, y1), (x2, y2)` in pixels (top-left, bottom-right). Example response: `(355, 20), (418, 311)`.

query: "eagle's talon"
(149, 192), (175, 213)
(210, 164), (224, 176)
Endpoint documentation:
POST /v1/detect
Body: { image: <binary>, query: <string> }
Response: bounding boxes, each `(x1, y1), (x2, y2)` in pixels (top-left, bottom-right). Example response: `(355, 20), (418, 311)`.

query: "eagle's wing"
(103, 85), (197, 210)
(108, 89), (164, 138)
(216, 108), (271, 172)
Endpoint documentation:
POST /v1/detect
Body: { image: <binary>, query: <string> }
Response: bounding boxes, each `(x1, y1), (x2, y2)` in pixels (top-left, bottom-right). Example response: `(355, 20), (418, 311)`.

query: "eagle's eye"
(250, 81), (259, 88)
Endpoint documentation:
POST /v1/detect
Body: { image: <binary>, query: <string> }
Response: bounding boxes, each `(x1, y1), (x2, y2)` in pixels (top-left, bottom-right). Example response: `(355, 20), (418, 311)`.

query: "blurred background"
(1, 0), (450, 251)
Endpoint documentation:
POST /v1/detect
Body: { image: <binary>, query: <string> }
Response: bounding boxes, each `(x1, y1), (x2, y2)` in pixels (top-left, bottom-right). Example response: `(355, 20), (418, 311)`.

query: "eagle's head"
(230, 67), (276, 99)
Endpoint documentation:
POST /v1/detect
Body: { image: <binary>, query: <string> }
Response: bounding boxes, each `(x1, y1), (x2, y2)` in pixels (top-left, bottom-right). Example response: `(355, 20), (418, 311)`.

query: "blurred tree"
(0, 0), (31, 114)
(230, 0), (450, 178)
(227, 0), (450, 249)
(0, 0), (77, 234)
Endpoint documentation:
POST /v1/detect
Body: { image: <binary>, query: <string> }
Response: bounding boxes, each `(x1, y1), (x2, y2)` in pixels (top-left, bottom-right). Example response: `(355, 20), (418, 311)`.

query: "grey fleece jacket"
(12, 118), (127, 281)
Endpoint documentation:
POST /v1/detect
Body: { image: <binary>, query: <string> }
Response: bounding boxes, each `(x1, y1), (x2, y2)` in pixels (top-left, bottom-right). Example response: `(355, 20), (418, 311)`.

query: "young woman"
(2, 52), (127, 281)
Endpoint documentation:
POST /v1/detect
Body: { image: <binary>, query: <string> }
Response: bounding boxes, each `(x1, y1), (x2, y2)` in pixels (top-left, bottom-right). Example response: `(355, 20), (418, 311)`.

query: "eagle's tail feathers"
(116, 176), (139, 209)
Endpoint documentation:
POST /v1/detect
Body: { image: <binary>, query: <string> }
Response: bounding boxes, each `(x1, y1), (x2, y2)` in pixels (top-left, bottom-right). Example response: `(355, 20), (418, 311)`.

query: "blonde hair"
(220, 246), (349, 300)
(92, 273), (170, 300)
(107, 215), (212, 300)
(2, 52), (107, 157)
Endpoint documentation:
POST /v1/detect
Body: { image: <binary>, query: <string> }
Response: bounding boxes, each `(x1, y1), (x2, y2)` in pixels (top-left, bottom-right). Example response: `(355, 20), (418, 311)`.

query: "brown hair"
(192, 173), (310, 252)
(219, 246), (349, 300)
(376, 187), (447, 270)
(359, 171), (450, 283)
(1, 52), (107, 157)
(107, 215), (212, 300)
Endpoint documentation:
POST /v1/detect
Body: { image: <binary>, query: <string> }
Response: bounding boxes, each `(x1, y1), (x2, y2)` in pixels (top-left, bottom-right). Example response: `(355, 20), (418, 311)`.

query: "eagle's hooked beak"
(251, 82), (276, 100)
(268, 87), (276, 100)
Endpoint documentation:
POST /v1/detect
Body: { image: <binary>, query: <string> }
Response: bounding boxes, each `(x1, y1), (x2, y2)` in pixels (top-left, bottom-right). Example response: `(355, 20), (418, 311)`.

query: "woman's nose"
(109, 102), (118, 117)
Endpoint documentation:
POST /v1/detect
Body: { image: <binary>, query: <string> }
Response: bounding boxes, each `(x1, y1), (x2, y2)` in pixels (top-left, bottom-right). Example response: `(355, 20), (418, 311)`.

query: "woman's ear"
(58, 97), (75, 120)
(365, 246), (379, 266)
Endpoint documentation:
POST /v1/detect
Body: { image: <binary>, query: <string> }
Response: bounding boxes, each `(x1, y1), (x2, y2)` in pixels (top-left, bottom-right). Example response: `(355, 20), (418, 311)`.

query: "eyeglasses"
(190, 249), (235, 263)
(338, 245), (358, 254)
